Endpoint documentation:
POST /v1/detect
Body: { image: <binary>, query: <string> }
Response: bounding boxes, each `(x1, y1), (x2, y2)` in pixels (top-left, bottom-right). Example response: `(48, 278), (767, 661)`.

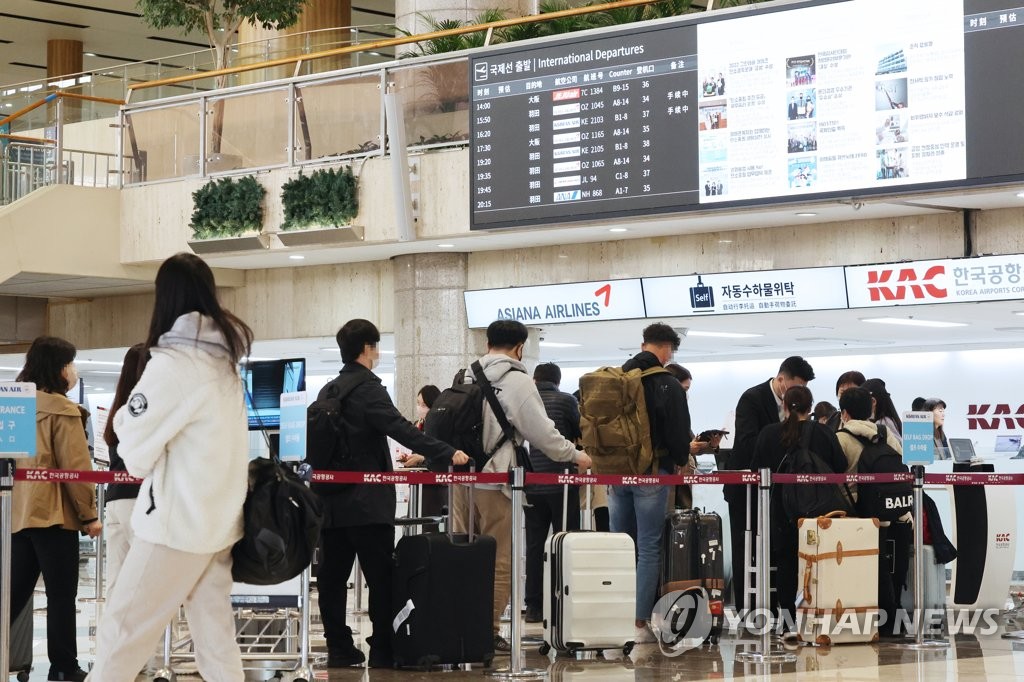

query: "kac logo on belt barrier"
(23, 469), (49, 481)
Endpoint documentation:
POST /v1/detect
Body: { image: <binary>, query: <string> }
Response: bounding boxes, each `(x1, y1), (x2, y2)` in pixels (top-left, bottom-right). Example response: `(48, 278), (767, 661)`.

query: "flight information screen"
(469, 0), (1020, 229)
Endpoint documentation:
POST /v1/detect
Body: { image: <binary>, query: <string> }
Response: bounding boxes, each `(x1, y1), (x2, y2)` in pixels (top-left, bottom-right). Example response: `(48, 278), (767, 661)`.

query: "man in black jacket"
(724, 355), (814, 611)
(524, 362), (581, 623)
(315, 319), (468, 669)
(611, 323), (691, 642)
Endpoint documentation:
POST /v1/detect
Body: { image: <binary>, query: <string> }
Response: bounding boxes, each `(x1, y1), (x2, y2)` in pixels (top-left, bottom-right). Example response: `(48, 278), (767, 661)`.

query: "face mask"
(64, 363), (79, 393)
(416, 404), (429, 420)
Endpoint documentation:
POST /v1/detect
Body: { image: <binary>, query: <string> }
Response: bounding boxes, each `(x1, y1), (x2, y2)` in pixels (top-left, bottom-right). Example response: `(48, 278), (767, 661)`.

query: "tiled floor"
(17, 572), (1024, 682)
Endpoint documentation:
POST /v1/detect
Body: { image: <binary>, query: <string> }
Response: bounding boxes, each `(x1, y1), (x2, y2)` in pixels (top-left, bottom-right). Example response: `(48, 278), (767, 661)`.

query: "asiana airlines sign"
(464, 279), (646, 328)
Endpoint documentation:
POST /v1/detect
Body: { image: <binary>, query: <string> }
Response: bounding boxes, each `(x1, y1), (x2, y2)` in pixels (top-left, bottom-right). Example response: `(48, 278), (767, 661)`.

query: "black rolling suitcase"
(392, 469), (496, 669)
(10, 598), (33, 681)
(661, 509), (725, 643)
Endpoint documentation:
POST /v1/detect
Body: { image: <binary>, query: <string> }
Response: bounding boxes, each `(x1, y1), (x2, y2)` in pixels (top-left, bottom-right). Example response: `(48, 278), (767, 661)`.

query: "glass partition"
(389, 59), (470, 149)
(123, 102), (201, 182)
(295, 73), (383, 162)
(206, 87), (290, 171)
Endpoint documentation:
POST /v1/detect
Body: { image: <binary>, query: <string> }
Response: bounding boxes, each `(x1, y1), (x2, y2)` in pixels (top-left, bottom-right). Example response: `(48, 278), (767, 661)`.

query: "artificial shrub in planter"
(190, 176), (266, 239)
(281, 166), (359, 230)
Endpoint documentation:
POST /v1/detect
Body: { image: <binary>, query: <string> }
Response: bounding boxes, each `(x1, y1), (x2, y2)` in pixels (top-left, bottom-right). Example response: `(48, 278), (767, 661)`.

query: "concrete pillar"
(393, 252), (484, 419)
(237, 0), (353, 82)
(47, 39), (83, 122)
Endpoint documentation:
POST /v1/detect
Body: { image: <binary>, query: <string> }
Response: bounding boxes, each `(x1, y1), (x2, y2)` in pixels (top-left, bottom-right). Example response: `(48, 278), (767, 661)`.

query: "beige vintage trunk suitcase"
(796, 512), (880, 645)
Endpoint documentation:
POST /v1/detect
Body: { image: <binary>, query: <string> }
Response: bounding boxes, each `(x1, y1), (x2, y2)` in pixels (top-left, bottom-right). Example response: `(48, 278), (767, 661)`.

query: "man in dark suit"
(724, 356), (815, 611)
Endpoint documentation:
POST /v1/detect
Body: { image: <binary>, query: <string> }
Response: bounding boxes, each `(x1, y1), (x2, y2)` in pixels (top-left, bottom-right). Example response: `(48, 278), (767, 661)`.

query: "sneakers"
(633, 624), (656, 644)
(493, 634), (512, 654)
(525, 607), (543, 623)
(326, 645), (366, 668)
(48, 668), (88, 682)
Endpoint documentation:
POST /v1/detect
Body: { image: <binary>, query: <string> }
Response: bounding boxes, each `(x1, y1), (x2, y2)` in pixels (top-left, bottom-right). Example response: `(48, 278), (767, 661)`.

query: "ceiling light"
(319, 346), (340, 352)
(0, 366), (22, 371)
(686, 330), (764, 339)
(994, 327), (1024, 332)
(1017, 192), (1024, 199)
(609, 227), (629, 233)
(380, 350), (395, 355)
(438, 244), (455, 248)
(795, 212), (817, 217)
(84, 52), (97, 57)
(789, 325), (834, 331)
(860, 317), (967, 328)
(77, 360), (123, 366)
(1014, 311), (1024, 316)
(289, 254), (305, 260)
(539, 341), (582, 348)
(718, 239), (733, 244)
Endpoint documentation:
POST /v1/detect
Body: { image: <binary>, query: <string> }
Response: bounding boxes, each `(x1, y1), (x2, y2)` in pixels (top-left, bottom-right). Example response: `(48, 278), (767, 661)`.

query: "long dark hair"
(146, 253), (253, 364)
(17, 336), (77, 394)
(103, 344), (149, 448)
(781, 385), (814, 450)
(862, 377), (903, 433)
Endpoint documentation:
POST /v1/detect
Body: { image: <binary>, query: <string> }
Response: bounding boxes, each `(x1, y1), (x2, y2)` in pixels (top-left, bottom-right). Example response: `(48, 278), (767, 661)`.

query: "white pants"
(103, 499), (136, 592)
(88, 539), (243, 682)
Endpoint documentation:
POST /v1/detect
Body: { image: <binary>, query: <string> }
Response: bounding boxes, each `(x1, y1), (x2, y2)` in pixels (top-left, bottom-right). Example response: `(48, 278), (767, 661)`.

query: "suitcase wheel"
(17, 674), (30, 682)
(538, 642), (551, 656)
(623, 641), (635, 656)
(483, 654), (494, 669)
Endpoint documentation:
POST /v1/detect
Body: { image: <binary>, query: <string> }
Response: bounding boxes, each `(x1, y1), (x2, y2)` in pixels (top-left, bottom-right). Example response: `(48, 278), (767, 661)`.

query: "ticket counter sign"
(642, 266), (848, 317)
(464, 278), (646, 328)
(279, 391), (306, 461)
(845, 254), (1024, 308)
(902, 411), (935, 465)
(0, 382), (36, 457)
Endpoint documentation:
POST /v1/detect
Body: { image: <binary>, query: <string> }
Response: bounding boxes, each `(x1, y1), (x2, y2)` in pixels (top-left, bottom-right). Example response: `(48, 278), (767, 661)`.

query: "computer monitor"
(241, 358), (306, 430)
(948, 438), (977, 463)
(995, 435), (1022, 453)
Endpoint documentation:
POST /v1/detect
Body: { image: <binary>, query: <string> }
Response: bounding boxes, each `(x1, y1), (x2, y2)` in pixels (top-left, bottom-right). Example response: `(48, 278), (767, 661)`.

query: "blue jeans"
(608, 482), (670, 622)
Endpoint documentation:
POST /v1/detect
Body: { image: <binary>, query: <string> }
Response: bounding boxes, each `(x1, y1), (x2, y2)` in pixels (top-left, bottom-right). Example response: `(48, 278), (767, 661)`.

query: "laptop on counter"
(948, 438), (977, 463)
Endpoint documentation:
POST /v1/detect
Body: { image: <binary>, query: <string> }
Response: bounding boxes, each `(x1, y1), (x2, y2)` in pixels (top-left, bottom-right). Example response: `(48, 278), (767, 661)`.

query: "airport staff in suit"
(723, 356), (815, 611)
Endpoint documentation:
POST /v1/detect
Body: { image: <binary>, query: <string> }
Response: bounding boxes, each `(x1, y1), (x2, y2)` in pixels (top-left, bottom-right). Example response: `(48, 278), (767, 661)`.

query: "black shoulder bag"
(470, 361), (534, 472)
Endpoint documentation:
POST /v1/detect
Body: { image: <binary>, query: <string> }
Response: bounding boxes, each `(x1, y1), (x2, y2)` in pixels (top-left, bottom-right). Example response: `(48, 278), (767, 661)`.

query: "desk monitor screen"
(948, 438), (976, 463)
(995, 435), (1022, 453)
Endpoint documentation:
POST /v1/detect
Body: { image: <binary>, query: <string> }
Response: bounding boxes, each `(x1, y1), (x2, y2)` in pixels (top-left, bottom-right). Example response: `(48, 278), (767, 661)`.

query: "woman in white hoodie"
(89, 253), (254, 682)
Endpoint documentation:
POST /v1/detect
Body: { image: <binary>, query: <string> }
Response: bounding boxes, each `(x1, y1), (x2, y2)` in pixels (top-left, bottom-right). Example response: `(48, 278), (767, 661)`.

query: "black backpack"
(232, 456), (325, 585)
(841, 424), (913, 521)
(423, 361), (525, 472)
(305, 373), (370, 492)
(777, 421), (854, 521)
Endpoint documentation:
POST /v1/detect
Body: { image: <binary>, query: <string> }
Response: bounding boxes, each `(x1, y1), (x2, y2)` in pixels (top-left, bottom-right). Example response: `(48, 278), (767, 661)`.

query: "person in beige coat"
(10, 336), (101, 682)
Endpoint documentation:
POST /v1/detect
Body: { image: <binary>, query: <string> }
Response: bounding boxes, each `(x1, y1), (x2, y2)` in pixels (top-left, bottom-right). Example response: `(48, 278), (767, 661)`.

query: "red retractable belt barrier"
(13, 468), (1024, 486)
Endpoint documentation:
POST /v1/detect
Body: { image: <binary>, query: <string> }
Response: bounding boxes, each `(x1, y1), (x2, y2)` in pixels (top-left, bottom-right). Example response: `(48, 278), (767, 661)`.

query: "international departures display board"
(469, 0), (1024, 229)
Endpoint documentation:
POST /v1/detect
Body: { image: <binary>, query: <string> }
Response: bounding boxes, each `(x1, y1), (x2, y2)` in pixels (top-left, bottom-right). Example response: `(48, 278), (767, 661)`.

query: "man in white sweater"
(450, 319), (592, 653)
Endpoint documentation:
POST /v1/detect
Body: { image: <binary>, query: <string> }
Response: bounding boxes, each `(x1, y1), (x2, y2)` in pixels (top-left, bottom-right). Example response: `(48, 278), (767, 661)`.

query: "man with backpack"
(583, 322), (690, 643)
(725, 355), (815, 611)
(450, 320), (592, 653)
(836, 386), (913, 635)
(308, 319), (469, 669)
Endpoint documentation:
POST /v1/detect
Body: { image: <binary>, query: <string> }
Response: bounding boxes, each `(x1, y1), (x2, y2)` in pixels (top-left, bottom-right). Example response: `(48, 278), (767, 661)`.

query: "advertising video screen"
(469, 0), (1023, 229)
(242, 358), (306, 430)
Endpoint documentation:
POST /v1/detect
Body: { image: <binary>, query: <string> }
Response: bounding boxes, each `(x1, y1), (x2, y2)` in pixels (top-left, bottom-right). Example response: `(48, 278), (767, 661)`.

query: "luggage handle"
(821, 511), (847, 519)
(448, 458), (476, 542)
(562, 467), (570, 532)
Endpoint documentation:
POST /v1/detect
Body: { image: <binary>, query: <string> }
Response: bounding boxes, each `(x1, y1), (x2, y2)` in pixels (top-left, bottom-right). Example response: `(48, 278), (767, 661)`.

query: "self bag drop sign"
(0, 382), (36, 457)
(464, 279), (646, 328)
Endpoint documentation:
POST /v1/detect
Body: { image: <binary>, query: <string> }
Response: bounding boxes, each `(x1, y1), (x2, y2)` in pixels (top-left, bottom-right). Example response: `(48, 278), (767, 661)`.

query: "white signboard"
(642, 267), (848, 317)
(464, 279), (646, 328)
(845, 254), (1024, 308)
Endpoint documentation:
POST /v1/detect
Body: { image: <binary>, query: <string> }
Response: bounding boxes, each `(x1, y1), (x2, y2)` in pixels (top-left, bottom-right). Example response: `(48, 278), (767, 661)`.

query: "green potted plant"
(188, 175), (269, 253)
(277, 166), (363, 246)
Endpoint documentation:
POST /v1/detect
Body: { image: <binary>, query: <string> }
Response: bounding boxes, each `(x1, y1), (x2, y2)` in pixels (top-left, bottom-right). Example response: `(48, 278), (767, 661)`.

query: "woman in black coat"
(751, 385), (849, 629)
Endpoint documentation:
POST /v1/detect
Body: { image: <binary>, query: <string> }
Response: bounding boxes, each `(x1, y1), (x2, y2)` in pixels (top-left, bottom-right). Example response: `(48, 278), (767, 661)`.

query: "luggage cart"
(151, 566), (317, 682)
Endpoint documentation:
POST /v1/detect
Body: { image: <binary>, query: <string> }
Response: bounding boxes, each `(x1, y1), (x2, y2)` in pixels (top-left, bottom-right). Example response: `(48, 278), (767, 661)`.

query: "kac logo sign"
(996, 533), (1011, 548)
(967, 404), (1024, 430)
(866, 265), (947, 302)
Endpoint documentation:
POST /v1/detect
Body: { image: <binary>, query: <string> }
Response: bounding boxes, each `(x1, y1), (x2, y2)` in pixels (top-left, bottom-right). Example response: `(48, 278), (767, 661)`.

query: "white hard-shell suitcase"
(796, 512), (880, 645)
(540, 531), (636, 656)
(900, 544), (947, 620)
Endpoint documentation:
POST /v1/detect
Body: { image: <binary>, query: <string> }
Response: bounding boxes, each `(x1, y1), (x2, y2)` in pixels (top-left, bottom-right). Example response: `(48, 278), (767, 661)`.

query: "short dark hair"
(665, 363), (691, 382)
(337, 319), (381, 364)
(922, 398), (946, 411)
(533, 362), (561, 385)
(487, 319), (529, 349)
(835, 370), (865, 396)
(779, 355), (815, 382)
(17, 336), (77, 394)
(418, 385), (440, 409)
(839, 387), (873, 421)
(912, 396), (927, 411)
(643, 323), (681, 351)
(813, 401), (837, 421)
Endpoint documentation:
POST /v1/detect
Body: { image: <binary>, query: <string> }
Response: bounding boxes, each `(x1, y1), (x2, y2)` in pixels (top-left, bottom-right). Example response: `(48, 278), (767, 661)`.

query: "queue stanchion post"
(898, 464), (948, 651)
(1, 458), (14, 681)
(352, 561), (366, 615)
(153, 623), (176, 682)
(736, 468), (795, 664)
(81, 477), (106, 604)
(294, 564), (314, 682)
(490, 465), (544, 679)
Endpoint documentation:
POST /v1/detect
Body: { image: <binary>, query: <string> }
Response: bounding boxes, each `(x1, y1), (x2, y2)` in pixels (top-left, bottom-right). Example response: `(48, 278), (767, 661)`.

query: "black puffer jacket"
(317, 363), (456, 528)
(622, 351), (691, 472)
(528, 381), (582, 496)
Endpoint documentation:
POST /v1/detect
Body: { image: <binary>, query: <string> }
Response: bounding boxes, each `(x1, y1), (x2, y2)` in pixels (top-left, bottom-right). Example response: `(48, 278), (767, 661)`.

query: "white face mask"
(64, 363), (79, 393)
